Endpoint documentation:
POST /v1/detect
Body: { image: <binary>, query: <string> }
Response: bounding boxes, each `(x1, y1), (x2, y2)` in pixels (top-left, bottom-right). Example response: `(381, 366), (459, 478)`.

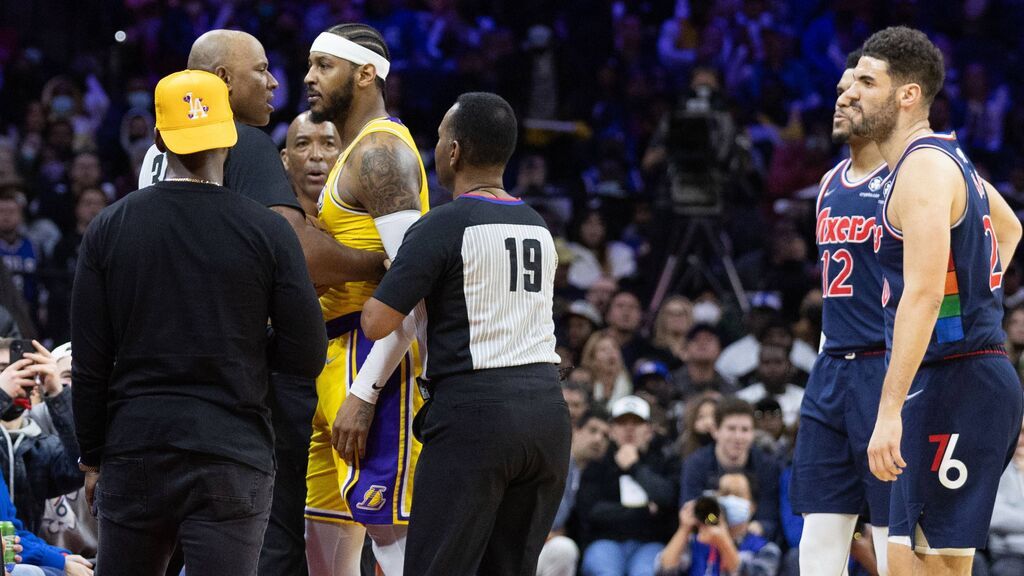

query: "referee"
(362, 92), (571, 576)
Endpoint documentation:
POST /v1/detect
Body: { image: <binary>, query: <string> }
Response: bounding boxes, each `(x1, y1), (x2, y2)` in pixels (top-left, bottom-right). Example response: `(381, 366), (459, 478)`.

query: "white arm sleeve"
(349, 210), (427, 404)
(374, 210), (421, 260)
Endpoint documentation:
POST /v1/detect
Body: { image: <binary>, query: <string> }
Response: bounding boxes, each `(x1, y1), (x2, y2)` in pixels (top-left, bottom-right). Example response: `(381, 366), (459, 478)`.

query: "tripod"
(647, 215), (748, 320)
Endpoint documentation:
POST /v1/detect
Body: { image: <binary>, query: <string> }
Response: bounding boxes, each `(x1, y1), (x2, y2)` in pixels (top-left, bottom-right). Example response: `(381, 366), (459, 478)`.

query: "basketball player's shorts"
(889, 349), (1023, 551)
(791, 350), (890, 525)
(305, 311), (423, 526)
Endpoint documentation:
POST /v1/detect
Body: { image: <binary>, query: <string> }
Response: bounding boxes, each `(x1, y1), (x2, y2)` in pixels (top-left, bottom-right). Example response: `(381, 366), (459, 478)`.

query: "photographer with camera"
(657, 473), (780, 576)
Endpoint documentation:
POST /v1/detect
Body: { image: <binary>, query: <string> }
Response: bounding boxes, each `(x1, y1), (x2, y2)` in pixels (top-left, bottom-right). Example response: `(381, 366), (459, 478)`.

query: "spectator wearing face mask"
(657, 472), (780, 576)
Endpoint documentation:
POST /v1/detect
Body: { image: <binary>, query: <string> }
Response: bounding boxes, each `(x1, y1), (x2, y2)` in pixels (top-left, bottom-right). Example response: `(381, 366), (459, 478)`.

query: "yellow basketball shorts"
(305, 311), (423, 525)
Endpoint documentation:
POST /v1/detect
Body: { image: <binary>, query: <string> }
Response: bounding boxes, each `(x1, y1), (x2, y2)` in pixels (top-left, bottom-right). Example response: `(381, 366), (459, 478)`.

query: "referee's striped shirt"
(373, 194), (560, 380)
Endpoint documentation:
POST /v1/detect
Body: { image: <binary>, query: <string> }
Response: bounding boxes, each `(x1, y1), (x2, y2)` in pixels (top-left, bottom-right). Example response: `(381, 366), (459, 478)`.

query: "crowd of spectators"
(0, 0), (1023, 575)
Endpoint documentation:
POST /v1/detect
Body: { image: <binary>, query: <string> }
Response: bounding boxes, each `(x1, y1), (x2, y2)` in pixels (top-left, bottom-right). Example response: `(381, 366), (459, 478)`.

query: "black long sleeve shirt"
(71, 180), (326, 472)
(575, 443), (680, 546)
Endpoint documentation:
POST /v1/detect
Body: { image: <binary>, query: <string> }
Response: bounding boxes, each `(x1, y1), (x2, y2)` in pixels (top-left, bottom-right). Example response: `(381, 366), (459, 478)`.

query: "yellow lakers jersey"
(318, 117), (429, 320)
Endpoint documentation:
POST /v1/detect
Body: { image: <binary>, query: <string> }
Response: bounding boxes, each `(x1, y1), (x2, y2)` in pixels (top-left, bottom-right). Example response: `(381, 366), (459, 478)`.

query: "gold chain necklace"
(165, 177), (222, 186)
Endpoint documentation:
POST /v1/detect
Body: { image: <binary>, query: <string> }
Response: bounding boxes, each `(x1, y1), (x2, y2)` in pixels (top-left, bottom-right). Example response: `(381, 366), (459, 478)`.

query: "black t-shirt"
(71, 181), (326, 472)
(224, 123), (301, 211)
(373, 194), (561, 380)
(140, 122), (301, 212)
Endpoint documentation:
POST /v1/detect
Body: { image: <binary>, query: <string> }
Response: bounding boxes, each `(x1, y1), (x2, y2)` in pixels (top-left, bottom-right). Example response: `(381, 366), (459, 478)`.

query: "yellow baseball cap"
(154, 69), (237, 155)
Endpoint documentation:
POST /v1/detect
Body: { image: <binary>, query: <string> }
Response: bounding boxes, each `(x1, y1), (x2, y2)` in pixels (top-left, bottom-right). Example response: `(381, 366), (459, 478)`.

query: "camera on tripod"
(664, 80), (734, 217)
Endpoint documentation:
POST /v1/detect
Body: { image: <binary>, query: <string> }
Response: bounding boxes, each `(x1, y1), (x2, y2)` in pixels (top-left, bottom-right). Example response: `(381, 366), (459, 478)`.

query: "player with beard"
(302, 23), (428, 576)
(281, 111), (341, 216)
(843, 27), (1022, 576)
(790, 50), (892, 575)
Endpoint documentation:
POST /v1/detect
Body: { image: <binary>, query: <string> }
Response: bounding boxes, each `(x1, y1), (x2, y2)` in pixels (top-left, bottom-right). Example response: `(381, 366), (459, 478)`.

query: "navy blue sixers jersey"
(876, 133), (1006, 363)
(816, 158), (889, 354)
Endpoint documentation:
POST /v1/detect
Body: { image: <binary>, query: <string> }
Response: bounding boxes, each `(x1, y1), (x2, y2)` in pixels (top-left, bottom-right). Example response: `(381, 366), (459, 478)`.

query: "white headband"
(310, 33), (390, 80)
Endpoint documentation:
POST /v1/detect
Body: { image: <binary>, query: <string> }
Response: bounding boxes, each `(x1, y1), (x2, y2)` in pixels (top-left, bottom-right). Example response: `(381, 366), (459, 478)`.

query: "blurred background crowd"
(0, 0), (1023, 575)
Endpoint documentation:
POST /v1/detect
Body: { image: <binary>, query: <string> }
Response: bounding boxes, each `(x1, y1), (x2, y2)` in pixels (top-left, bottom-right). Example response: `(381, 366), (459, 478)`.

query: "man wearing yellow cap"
(71, 70), (327, 576)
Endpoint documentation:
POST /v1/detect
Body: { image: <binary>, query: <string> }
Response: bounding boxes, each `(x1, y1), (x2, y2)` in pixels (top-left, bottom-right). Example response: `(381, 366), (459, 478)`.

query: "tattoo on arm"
(356, 133), (421, 218)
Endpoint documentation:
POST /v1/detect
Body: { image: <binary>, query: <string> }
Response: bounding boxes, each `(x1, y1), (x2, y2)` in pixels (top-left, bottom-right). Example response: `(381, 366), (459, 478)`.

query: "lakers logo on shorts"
(356, 485), (388, 511)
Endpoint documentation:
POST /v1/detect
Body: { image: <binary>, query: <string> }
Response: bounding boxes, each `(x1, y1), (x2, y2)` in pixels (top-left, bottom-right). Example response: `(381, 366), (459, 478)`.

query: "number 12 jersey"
(816, 158), (889, 354)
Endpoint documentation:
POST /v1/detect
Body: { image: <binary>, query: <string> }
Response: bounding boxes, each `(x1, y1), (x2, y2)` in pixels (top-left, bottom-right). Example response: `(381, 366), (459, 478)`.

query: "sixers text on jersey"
(815, 159), (888, 353)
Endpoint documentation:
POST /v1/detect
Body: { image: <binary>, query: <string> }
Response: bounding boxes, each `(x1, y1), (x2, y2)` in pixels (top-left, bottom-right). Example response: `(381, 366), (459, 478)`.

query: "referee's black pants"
(406, 364), (571, 576)
(258, 372), (318, 576)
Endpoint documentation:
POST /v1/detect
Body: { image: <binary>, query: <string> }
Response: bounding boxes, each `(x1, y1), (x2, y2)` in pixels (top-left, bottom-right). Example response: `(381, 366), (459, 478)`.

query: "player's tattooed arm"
(351, 132), (422, 218)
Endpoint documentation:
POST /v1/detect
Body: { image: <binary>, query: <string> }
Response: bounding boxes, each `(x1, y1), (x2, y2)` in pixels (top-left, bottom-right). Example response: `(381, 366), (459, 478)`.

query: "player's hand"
(25, 340), (61, 397)
(332, 395), (375, 465)
(0, 359), (35, 400)
(614, 444), (640, 471)
(868, 410), (906, 482)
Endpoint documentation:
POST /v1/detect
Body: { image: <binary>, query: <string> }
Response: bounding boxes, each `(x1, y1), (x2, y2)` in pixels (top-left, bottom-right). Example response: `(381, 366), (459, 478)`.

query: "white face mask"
(718, 494), (752, 526)
(692, 301), (722, 325)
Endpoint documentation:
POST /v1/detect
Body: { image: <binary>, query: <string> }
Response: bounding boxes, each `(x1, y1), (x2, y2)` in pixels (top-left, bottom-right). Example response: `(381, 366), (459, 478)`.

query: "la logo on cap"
(184, 93), (209, 120)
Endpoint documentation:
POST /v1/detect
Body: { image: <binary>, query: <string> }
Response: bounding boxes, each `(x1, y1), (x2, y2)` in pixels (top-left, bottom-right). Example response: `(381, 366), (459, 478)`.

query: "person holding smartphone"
(0, 338), (90, 575)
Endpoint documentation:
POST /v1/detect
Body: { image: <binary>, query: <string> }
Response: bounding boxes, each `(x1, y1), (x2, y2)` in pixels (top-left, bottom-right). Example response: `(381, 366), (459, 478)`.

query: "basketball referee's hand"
(333, 395), (376, 465)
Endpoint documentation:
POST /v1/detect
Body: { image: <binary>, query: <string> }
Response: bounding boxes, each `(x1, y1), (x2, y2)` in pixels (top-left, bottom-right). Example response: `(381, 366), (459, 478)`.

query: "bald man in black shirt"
(138, 31), (382, 575)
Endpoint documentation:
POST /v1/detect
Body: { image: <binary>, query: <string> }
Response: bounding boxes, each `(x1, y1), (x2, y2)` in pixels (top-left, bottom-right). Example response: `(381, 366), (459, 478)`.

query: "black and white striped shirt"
(373, 194), (560, 380)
